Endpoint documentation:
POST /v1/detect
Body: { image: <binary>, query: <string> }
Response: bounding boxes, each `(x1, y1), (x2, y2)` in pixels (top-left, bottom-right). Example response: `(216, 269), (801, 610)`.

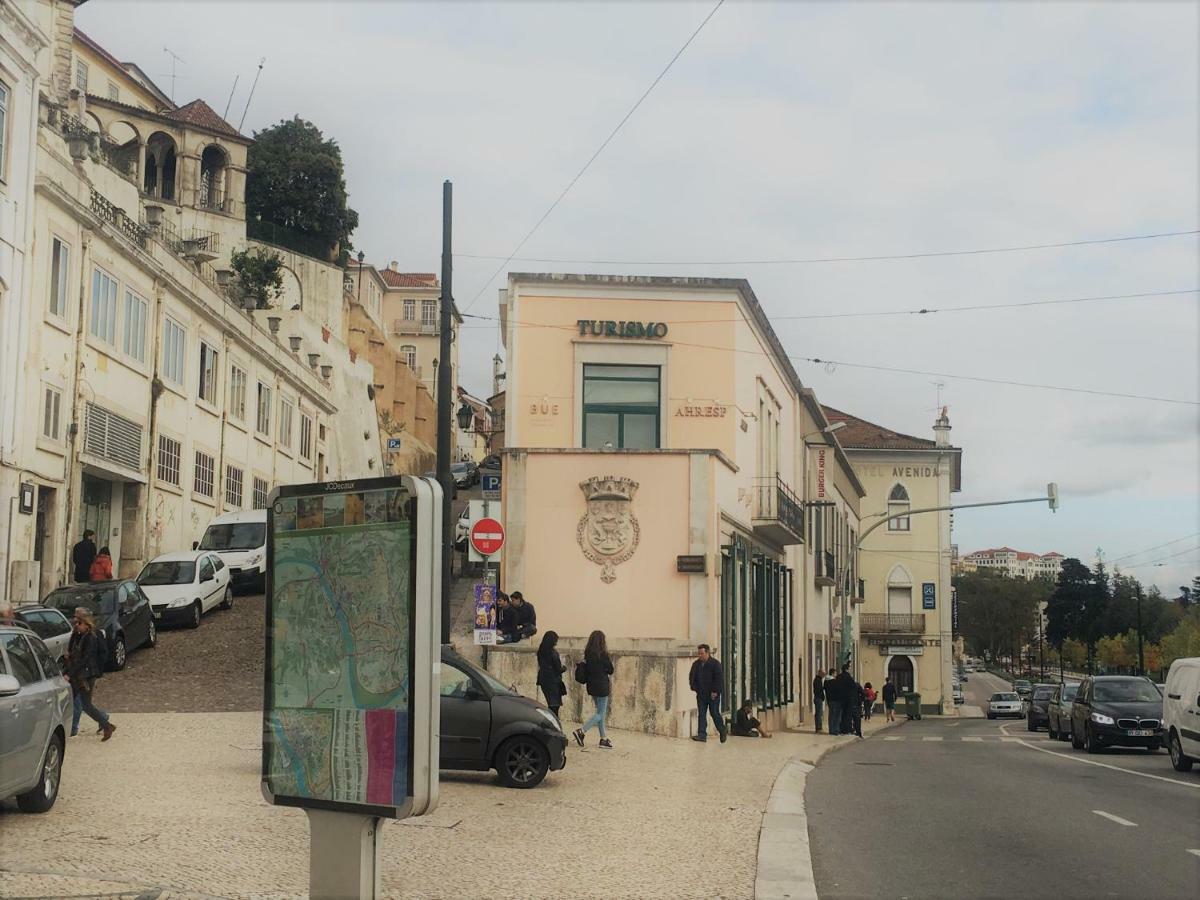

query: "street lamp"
(802, 421), (846, 443)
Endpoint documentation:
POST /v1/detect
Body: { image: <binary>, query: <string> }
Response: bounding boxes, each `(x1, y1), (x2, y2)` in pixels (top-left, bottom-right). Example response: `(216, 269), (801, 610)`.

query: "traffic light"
(1047, 482), (1059, 512)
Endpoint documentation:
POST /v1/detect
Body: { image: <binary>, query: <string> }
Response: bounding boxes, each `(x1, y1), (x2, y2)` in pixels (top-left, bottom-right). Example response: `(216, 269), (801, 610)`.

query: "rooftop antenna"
(238, 58), (266, 133)
(222, 74), (240, 120)
(928, 380), (945, 414)
(163, 46), (185, 102)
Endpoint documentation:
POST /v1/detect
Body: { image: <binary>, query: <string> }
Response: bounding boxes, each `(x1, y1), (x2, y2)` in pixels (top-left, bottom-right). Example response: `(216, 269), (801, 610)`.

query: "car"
(42, 581), (155, 671)
(11, 608), (72, 661)
(952, 686), (965, 705)
(198, 509), (267, 594)
(439, 644), (567, 788)
(0, 624), (72, 812)
(450, 462), (475, 488)
(987, 692), (1024, 719)
(1162, 657), (1200, 772)
(1026, 683), (1058, 731)
(137, 551), (233, 628)
(1070, 675), (1164, 754)
(455, 507), (471, 548)
(479, 453), (501, 472)
(1047, 682), (1079, 741)
(1013, 679), (1033, 699)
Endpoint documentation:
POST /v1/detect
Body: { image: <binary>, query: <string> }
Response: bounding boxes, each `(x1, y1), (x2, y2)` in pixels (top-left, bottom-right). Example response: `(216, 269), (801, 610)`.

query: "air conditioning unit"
(8, 560), (41, 608)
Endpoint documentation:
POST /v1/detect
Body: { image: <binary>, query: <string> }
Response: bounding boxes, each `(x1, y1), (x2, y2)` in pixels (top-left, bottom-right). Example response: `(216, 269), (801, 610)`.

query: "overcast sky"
(79, 1), (1200, 594)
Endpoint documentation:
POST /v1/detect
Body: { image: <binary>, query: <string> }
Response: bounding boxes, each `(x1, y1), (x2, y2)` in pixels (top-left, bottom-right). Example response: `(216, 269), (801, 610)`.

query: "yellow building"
(490, 273), (864, 737)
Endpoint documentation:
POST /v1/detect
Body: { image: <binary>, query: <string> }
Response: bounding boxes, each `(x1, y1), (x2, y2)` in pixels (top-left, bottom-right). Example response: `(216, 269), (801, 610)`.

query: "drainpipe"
(143, 281), (166, 561)
(62, 228), (94, 585)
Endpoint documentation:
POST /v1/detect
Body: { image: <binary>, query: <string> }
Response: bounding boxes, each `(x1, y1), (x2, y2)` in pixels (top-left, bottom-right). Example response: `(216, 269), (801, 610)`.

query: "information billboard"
(262, 475), (439, 819)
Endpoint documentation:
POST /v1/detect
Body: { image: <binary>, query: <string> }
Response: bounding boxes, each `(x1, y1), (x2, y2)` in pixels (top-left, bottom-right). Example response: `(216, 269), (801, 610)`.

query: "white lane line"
(1000, 737), (1022, 743)
(1187, 849), (1200, 859)
(922, 736), (943, 742)
(1092, 810), (1138, 827)
(884, 736), (904, 741)
(1015, 739), (1200, 790)
(961, 737), (983, 742)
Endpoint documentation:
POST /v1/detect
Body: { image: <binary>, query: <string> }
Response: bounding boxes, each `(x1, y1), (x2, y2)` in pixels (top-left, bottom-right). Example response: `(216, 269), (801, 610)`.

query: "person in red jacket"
(88, 546), (114, 582)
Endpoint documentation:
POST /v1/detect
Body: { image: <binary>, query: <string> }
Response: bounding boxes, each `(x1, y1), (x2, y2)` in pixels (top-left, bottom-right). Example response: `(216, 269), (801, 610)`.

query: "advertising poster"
(473, 582), (497, 645)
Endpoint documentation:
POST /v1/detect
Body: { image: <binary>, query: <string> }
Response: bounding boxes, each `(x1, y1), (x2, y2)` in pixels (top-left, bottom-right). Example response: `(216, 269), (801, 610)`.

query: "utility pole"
(436, 181), (453, 644)
(1135, 583), (1144, 675)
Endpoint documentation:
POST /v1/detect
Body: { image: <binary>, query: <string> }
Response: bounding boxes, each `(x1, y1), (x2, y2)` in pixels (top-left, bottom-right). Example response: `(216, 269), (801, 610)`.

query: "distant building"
(963, 548), (1063, 580)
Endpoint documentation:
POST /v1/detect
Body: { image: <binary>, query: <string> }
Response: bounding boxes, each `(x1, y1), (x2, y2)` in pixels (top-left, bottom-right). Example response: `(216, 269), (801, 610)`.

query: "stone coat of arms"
(577, 475), (640, 583)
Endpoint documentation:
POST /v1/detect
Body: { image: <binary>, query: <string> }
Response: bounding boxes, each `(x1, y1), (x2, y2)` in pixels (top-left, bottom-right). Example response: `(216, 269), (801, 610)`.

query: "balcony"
(814, 549), (836, 587)
(859, 613), (926, 636)
(752, 475), (805, 546)
(392, 319), (439, 337)
(851, 577), (866, 605)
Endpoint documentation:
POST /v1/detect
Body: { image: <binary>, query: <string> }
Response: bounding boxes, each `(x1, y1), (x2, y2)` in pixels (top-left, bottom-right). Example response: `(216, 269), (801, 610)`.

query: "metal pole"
(1135, 584), (1144, 676)
(306, 809), (382, 899)
(437, 180), (453, 644)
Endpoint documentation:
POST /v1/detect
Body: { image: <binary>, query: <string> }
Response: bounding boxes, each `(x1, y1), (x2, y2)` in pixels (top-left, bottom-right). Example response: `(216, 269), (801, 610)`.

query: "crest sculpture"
(577, 475), (640, 583)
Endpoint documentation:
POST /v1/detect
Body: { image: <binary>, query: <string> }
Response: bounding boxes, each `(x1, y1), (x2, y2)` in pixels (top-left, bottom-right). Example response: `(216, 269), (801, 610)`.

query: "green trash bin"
(903, 691), (922, 720)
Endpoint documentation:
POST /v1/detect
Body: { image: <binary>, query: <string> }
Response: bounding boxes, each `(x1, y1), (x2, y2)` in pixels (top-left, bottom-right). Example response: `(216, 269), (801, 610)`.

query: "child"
(731, 699), (772, 738)
(863, 682), (877, 720)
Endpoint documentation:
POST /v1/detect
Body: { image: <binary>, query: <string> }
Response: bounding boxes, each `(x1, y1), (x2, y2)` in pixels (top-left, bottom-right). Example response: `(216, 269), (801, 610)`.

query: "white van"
(1163, 657), (1200, 772)
(197, 509), (267, 594)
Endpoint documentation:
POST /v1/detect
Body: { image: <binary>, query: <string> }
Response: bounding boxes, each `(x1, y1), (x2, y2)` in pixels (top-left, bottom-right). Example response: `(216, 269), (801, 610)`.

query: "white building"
(963, 547), (1063, 580)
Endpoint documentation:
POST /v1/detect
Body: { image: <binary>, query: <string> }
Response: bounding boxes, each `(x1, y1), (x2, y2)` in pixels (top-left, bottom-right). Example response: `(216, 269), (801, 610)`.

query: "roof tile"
(163, 99), (245, 139)
(822, 406), (940, 451)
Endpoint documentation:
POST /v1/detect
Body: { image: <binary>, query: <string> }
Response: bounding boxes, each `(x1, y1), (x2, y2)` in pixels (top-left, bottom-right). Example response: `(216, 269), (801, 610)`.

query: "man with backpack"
(689, 644), (727, 743)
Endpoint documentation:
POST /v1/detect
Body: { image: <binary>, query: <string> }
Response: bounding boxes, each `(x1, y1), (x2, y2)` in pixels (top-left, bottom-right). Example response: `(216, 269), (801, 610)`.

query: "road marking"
(1092, 810), (1137, 827)
(884, 736), (904, 741)
(1014, 739), (1200, 790)
(961, 737), (983, 742)
(1187, 849), (1200, 859)
(1000, 737), (1022, 742)
(922, 736), (943, 742)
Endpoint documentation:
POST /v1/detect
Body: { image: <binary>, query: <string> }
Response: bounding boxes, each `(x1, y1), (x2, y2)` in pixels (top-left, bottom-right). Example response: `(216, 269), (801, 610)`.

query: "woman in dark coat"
(65, 608), (115, 740)
(572, 630), (614, 750)
(535, 631), (566, 720)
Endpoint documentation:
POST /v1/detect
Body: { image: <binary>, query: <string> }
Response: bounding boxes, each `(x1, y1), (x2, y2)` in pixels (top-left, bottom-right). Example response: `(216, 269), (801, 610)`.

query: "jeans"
(851, 706), (863, 737)
(73, 679), (109, 730)
(696, 693), (725, 739)
(814, 699), (824, 732)
(582, 695), (609, 738)
(828, 700), (843, 735)
(71, 690), (83, 734)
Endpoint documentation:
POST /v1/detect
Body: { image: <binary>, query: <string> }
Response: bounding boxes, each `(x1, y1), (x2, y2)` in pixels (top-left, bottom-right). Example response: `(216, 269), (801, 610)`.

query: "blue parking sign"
(481, 473), (501, 499)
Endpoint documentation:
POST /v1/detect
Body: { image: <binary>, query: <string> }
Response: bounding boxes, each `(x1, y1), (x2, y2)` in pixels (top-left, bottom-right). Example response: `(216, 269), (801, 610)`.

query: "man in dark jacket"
(688, 644), (727, 743)
(834, 664), (857, 736)
(509, 591), (537, 641)
(812, 668), (826, 733)
(825, 666), (844, 735)
(72, 530), (97, 583)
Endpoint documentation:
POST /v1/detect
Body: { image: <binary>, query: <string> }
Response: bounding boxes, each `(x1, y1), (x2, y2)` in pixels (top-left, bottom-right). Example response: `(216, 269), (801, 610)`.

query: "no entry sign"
(470, 517), (505, 556)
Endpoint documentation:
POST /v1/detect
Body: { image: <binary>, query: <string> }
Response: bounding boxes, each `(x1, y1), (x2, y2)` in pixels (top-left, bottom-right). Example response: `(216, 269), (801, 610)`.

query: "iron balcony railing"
(859, 613), (926, 635)
(90, 188), (148, 248)
(753, 475), (805, 540)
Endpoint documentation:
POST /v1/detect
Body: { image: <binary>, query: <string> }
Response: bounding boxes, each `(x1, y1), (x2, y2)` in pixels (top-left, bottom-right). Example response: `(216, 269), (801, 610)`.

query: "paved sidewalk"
(0, 712), (891, 899)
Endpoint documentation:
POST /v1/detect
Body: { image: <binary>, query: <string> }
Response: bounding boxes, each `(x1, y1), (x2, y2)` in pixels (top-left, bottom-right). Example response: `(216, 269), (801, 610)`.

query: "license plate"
(1127, 729), (1151, 737)
(153, 612), (162, 620)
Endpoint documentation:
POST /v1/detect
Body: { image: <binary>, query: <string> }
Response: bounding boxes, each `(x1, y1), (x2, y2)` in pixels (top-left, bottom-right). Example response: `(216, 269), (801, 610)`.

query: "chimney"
(934, 405), (951, 447)
(389, 260), (399, 272)
(492, 353), (504, 396)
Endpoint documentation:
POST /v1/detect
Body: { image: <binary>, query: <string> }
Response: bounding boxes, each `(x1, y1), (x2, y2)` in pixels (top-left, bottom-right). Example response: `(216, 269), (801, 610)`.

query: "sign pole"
(306, 809), (383, 899)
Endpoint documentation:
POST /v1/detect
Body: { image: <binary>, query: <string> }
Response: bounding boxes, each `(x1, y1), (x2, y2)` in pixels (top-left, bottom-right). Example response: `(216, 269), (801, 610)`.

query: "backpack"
(574, 660), (589, 685)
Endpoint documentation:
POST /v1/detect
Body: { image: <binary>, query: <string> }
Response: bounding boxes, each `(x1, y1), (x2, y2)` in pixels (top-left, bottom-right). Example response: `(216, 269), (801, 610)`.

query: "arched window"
(887, 483), (910, 531)
(199, 144), (228, 210)
(144, 132), (178, 201)
(400, 345), (417, 371)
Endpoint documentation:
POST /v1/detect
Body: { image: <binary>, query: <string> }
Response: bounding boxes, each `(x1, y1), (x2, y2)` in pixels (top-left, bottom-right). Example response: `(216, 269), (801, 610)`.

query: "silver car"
(987, 692), (1025, 719)
(0, 625), (72, 812)
(13, 607), (73, 661)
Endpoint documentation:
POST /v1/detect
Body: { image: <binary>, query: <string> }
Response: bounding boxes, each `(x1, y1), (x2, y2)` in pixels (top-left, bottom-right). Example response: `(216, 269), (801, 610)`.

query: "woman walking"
(863, 682), (877, 720)
(572, 630), (614, 750)
(65, 608), (115, 740)
(536, 631), (567, 720)
(88, 546), (113, 582)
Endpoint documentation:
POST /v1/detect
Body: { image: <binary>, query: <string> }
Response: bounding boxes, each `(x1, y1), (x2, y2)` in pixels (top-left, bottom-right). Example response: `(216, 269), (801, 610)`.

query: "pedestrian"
(812, 668), (826, 733)
(495, 593), (517, 643)
(64, 608), (115, 740)
(572, 630), (614, 750)
(863, 682), (877, 720)
(883, 680), (898, 722)
(88, 546), (113, 582)
(825, 667), (844, 735)
(509, 591), (537, 641)
(688, 643), (727, 743)
(834, 663), (856, 736)
(731, 699), (772, 738)
(72, 529), (97, 583)
(536, 630), (566, 720)
(850, 679), (864, 739)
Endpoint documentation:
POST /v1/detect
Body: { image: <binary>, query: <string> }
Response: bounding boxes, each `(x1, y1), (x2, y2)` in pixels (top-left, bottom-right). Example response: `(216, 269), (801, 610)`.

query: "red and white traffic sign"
(470, 517), (505, 557)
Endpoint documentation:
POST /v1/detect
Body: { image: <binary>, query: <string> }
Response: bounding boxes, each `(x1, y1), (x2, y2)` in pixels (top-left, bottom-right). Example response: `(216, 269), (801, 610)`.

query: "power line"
(1108, 533), (1200, 565)
(457, 228), (1199, 266)
(1122, 545), (1200, 569)
(460, 0), (725, 313)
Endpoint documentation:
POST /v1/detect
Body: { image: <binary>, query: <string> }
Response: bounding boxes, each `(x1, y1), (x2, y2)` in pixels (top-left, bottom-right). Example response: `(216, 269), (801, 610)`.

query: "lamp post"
(1135, 583), (1144, 676)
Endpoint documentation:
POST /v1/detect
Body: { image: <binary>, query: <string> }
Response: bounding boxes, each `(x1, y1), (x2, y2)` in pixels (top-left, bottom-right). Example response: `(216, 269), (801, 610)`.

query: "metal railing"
(51, 109), (137, 181)
(859, 613), (926, 634)
(753, 475), (805, 538)
(90, 188), (147, 248)
(247, 218), (335, 262)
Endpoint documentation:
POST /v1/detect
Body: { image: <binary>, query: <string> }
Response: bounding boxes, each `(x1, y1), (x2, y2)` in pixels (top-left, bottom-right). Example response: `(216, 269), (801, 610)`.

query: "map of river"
(265, 486), (413, 810)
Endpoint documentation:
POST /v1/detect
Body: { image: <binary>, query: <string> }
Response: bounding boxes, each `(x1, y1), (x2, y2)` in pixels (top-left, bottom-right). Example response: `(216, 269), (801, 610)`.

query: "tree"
(1046, 558), (1091, 651)
(1160, 607), (1200, 670)
(231, 246), (284, 309)
(955, 569), (1041, 666)
(1096, 632), (1135, 671)
(246, 116), (359, 258)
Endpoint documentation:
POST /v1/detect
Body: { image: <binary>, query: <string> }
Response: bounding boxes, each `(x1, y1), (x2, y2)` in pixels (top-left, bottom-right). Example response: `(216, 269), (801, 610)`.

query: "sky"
(77, 0), (1200, 594)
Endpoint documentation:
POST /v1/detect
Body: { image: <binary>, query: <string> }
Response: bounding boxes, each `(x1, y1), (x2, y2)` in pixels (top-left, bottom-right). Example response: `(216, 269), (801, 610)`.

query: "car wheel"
(494, 736), (550, 789)
(146, 618), (157, 648)
(1169, 731), (1194, 772)
(111, 635), (127, 671)
(188, 601), (202, 629)
(1027, 716), (1037, 732)
(16, 732), (64, 813)
(1085, 725), (1103, 754)
(1071, 724), (1084, 750)
(987, 713), (995, 720)
(219, 586), (234, 611)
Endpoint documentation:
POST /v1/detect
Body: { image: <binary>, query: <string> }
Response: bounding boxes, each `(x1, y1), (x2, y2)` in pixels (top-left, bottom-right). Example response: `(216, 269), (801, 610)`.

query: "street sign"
(481, 472), (501, 500)
(386, 437), (402, 452)
(470, 517), (505, 556)
(922, 582), (936, 610)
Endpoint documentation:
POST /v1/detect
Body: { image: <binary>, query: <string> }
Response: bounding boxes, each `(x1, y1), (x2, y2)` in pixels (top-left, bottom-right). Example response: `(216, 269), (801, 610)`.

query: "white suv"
(1163, 657), (1200, 772)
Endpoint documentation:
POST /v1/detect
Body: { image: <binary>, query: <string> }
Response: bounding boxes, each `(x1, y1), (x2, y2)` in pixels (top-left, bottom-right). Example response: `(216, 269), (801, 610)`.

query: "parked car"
(450, 461), (478, 487)
(1070, 675), (1164, 754)
(1013, 679), (1033, 699)
(439, 645), (567, 788)
(198, 509), (267, 594)
(1163, 657), (1200, 772)
(987, 692), (1024, 719)
(1026, 683), (1058, 731)
(952, 686), (965, 705)
(12, 608), (72, 661)
(42, 581), (155, 671)
(1047, 682), (1079, 741)
(137, 551), (233, 628)
(455, 507), (471, 549)
(0, 625), (72, 812)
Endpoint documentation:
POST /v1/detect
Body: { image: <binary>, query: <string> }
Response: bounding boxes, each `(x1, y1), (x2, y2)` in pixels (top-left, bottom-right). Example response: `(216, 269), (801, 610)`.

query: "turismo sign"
(577, 319), (669, 339)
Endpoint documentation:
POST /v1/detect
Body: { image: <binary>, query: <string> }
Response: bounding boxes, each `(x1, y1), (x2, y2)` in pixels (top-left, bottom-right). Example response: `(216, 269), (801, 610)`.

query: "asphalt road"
(806, 670), (1200, 899)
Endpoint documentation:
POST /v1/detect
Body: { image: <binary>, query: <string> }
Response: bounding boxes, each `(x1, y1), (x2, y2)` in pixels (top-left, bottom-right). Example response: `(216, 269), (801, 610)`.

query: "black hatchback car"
(439, 645), (567, 788)
(1026, 683), (1058, 731)
(1070, 675), (1164, 754)
(41, 581), (156, 671)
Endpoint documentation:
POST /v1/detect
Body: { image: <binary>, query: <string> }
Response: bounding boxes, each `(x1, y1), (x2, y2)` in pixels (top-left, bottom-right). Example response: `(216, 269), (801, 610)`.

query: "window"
(198, 341), (219, 405)
(0, 81), (7, 178)
(256, 383), (272, 436)
(400, 345), (417, 370)
(49, 238), (70, 318)
(440, 664), (477, 698)
(278, 397), (294, 449)
(582, 364), (660, 449)
(228, 365), (247, 422)
(887, 484), (911, 531)
(162, 317), (186, 384)
(107, 81), (119, 101)
(300, 413), (313, 460)
(225, 465), (243, 508)
(157, 434), (181, 486)
(90, 268), (118, 344)
(123, 290), (148, 362)
(403, 298), (415, 321)
(421, 300), (437, 327)
(75, 59), (88, 93)
(253, 476), (269, 509)
(193, 450), (215, 497)
(1, 633), (40, 685)
(39, 385), (62, 442)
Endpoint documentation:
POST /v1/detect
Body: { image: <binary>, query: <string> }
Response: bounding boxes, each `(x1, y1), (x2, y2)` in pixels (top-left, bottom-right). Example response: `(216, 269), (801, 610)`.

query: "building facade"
(963, 547), (1063, 580)
(378, 264), (460, 405)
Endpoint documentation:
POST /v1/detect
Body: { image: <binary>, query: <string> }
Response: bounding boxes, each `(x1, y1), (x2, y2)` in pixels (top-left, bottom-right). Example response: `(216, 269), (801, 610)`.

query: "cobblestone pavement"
(0, 711), (890, 899)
